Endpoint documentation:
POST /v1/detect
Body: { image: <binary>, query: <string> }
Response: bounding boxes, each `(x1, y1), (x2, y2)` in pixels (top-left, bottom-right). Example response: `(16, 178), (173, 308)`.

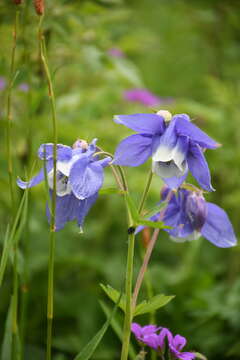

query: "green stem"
(118, 164), (135, 360)
(12, 250), (19, 360)
(6, 10), (19, 211)
(138, 170), (153, 215)
(120, 231), (135, 360)
(38, 15), (58, 360)
(46, 231), (56, 360)
(7, 9), (20, 360)
(132, 191), (173, 310)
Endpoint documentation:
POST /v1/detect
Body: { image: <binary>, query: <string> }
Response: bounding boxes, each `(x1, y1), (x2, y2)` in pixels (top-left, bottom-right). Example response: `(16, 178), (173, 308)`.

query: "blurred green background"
(0, 0), (240, 359)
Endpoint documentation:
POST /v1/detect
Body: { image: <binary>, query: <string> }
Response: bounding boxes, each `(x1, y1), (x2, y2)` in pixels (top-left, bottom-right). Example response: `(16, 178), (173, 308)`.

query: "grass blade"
(0, 191), (27, 286)
(99, 301), (136, 360)
(73, 292), (122, 360)
(1, 297), (13, 360)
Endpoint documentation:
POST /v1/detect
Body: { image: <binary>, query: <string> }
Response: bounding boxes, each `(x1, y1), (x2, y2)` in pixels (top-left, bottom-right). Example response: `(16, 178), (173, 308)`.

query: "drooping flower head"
(136, 186), (237, 248)
(17, 139), (111, 231)
(113, 110), (220, 191)
(131, 323), (195, 360)
(123, 88), (164, 107)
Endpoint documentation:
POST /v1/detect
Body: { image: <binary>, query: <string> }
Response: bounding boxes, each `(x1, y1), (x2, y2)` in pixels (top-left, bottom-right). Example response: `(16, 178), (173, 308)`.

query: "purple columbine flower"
(136, 187), (237, 248)
(0, 77), (6, 90)
(17, 139), (111, 231)
(113, 110), (220, 191)
(123, 88), (163, 107)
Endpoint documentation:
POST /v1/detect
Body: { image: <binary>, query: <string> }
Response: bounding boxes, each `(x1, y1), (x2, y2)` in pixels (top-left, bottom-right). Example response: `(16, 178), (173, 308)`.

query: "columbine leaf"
(100, 284), (126, 313)
(125, 194), (170, 230)
(73, 293), (122, 360)
(142, 202), (167, 220)
(134, 294), (175, 316)
(136, 219), (167, 230)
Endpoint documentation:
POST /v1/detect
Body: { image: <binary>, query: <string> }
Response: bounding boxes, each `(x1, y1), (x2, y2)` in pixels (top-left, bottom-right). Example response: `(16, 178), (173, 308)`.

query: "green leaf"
(99, 301), (136, 360)
(99, 187), (125, 195)
(125, 194), (139, 223)
(142, 202), (167, 220)
(193, 352), (207, 360)
(125, 194), (170, 230)
(100, 284), (126, 313)
(136, 219), (167, 230)
(73, 292), (122, 360)
(134, 294), (175, 316)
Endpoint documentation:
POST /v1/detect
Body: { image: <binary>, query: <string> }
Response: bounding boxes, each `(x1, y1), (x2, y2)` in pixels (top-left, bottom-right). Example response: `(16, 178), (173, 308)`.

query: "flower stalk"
(132, 191), (173, 310)
(38, 15), (58, 360)
(138, 170), (153, 215)
(120, 230), (135, 360)
(121, 167), (155, 360)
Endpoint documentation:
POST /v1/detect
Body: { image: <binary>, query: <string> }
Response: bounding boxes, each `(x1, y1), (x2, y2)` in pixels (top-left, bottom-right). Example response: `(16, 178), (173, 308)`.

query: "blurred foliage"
(0, 0), (240, 359)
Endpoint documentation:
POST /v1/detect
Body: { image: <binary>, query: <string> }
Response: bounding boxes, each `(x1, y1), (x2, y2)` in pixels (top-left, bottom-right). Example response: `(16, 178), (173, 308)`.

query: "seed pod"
(34, 0), (44, 15)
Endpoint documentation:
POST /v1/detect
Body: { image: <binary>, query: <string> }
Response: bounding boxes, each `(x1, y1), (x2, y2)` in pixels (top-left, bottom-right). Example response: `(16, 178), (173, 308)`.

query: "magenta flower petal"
(124, 88), (162, 107)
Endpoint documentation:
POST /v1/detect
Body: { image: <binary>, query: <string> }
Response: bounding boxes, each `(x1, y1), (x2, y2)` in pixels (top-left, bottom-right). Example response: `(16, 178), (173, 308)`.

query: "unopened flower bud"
(13, 0), (22, 4)
(34, 0), (44, 15)
(156, 110), (172, 122)
(72, 139), (88, 150)
(186, 192), (207, 230)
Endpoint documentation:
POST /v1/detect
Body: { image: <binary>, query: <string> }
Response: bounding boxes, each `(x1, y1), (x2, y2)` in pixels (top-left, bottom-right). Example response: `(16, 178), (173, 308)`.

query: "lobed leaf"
(134, 294), (175, 316)
(100, 284), (126, 313)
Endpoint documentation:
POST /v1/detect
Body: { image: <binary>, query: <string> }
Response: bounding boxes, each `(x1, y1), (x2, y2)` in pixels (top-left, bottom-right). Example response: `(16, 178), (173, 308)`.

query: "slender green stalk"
(6, 8), (21, 360)
(12, 251), (19, 360)
(120, 167), (154, 360)
(38, 15), (58, 360)
(6, 9), (19, 211)
(120, 231), (135, 360)
(138, 170), (153, 215)
(132, 191), (173, 310)
(94, 150), (124, 191)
